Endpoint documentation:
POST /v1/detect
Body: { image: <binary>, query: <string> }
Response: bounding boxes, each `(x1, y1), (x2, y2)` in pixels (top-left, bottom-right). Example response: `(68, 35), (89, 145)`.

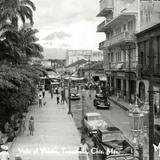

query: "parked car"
(84, 112), (108, 136)
(70, 93), (80, 100)
(92, 126), (134, 160)
(154, 124), (160, 145)
(94, 94), (110, 109)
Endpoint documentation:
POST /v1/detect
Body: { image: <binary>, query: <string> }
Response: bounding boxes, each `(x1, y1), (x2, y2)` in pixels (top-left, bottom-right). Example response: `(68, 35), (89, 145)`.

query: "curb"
(108, 97), (129, 111)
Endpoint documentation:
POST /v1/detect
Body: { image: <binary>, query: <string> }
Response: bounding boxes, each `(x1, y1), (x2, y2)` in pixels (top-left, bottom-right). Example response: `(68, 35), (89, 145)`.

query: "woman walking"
(29, 116), (34, 136)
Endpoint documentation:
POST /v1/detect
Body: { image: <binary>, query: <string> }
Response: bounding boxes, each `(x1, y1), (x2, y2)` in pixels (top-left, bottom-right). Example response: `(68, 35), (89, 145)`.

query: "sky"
(32, 0), (105, 50)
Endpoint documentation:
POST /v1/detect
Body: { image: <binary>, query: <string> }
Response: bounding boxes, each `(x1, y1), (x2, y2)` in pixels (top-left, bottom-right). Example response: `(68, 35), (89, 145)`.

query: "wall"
(114, 0), (138, 17)
(140, 1), (160, 31)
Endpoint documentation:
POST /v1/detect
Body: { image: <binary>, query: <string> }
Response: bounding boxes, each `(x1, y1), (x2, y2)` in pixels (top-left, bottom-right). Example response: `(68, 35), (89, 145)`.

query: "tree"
(0, 0), (36, 29)
(0, 25), (43, 64)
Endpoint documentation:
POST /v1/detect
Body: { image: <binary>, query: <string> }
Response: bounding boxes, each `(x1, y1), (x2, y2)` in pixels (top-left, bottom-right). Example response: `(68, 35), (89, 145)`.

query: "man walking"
(42, 85), (45, 98)
(39, 94), (42, 108)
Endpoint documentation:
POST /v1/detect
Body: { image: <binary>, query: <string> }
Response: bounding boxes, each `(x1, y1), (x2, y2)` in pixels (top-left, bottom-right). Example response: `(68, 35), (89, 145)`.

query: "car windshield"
(88, 115), (101, 121)
(102, 132), (123, 142)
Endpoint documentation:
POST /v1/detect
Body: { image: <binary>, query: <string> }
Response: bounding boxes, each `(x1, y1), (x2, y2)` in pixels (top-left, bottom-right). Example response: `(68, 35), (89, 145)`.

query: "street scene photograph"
(0, 0), (160, 160)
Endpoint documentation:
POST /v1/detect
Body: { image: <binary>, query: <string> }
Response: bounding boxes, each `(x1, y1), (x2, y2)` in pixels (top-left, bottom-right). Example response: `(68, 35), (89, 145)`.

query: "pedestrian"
(61, 89), (65, 104)
(56, 92), (60, 104)
(42, 85), (45, 98)
(50, 87), (53, 99)
(0, 145), (10, 160)
(20, 116), (26, 135)
(29, 116), (34, 136)
(78, 138), (89, 160)
(39, 94), (42, 108)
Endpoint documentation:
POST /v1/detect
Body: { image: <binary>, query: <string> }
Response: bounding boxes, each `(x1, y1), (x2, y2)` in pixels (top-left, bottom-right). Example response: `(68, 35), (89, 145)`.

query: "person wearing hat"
(0, 145), (10, 160)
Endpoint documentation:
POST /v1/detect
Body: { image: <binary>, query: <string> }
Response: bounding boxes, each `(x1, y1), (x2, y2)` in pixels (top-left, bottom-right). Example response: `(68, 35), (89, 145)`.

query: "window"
(111, 53), (114, 62)
(123, 24), (126, 31)
(116, 52), (121, 62)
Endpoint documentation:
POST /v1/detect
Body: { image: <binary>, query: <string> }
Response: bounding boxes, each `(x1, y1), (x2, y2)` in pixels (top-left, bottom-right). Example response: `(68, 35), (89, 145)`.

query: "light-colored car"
(84, 112), (108, 136)
(70, 93), (80, 100)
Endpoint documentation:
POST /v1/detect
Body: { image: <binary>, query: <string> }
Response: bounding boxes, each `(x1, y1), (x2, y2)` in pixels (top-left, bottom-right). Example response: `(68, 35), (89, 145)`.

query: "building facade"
(136, 23), (160, 108)
(65, 50), (103, 66)
(97, 0), (160, 103)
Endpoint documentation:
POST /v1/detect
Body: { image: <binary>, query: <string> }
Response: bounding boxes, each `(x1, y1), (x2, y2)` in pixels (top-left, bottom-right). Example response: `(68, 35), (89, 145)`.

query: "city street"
(9, 92), (80, 160)
(71, 90), (130, 139)
(70, 89), (160, 160)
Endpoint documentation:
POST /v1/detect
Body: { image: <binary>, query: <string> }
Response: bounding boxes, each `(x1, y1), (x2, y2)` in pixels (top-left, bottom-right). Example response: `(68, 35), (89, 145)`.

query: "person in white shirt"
(78, 138), (89, 160)
(0, 145), (9, 160)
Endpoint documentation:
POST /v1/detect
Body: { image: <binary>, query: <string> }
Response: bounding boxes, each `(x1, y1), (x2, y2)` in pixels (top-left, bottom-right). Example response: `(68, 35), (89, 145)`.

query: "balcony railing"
(109, 61), (138, 70)
(100, 0), (114, 11)
(107, 32), (136, 47)
(138, 64), (160, 76)
(99, 40), (109, 50)
(97, 19), (112, 32)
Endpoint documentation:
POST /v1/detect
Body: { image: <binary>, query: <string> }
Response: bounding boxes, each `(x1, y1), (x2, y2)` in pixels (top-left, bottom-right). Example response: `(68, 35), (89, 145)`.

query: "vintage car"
(92, 127), (134, 160)
(70, 93), (80, 100)
(84, 113), (108, 136)
(93, 94), (110, 109)
(70, 88), (80, 100)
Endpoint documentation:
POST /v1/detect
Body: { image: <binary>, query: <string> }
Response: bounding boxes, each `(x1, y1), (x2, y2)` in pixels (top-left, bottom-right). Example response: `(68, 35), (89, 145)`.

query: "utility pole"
(148, 38), (154, 160)
(68, 77), (72, 115)
(82, 91), (85, 138)
(128, 45), (131, 104)
(88, 54), (91, 98)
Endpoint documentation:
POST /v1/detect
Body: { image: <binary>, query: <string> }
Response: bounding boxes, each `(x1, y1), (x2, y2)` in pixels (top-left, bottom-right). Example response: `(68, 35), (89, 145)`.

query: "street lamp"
(81, 88), (85, 138)
(68, 77), (72, 115)
(129, 97), (144, 145)
(129, 97), (144, 160)
(141, 101), (149, 133)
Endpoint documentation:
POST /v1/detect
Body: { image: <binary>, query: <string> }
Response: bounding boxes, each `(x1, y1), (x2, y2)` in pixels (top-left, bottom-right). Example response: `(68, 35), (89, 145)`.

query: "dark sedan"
(92, 126), (134, 160)
(93, 94), (110, 109)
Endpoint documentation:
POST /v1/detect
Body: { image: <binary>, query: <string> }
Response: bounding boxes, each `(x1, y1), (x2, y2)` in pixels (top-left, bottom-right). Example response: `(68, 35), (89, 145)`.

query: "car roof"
(86, 112), (101, 116)
(99, 126), (122, 133)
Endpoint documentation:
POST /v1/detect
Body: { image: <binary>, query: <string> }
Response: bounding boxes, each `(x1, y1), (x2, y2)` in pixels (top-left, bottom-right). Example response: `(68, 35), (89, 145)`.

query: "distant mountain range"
(42, 48), (66, 59)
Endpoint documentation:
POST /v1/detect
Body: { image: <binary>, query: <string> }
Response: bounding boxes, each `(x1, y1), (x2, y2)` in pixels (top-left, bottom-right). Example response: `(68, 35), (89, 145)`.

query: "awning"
(99, 76), (107, 81)
(102, 12), (137, 32)
(71, 77), (85, 81)
(116, 63), (124, 69)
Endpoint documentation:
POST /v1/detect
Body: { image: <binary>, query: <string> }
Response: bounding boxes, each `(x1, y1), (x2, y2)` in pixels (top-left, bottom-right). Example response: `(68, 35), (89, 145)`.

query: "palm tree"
(0, 25), (43, 64)
(18, 25), (43, 61)
(0, 0), (36, 29)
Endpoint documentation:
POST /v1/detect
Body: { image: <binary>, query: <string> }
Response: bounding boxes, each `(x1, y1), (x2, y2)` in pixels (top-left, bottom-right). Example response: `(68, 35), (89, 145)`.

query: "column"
(126, 79), (129, 102)
(121, 79), (124, 98)
(114, 78), (117, 95)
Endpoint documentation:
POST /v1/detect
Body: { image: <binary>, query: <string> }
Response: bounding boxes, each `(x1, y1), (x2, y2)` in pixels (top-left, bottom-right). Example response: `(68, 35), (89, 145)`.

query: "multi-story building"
(136, 23), (160, 107)
(97, 0), (160, 103)
(65, 50), (103, 66)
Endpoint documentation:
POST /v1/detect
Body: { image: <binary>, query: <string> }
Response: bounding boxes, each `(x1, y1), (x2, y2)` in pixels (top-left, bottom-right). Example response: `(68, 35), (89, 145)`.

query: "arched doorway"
(139, 82), (145, 102)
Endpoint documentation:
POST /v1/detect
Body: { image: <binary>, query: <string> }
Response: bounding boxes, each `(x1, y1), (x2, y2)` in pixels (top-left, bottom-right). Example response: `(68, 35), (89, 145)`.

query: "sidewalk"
(109, 95), (160, 124)
(9, 92), (80, 160)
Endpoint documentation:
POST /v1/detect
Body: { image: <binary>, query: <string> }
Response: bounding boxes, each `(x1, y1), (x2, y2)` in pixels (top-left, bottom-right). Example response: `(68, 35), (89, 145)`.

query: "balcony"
(99, 40), (109, 50)
(109, 61), (138, 71)
(107, 32), (136, 48)
(97, 12), (137, 32)
(97, 0), (114, 17)
(139, 64), (160, 77)
(97, 19), (112, 32)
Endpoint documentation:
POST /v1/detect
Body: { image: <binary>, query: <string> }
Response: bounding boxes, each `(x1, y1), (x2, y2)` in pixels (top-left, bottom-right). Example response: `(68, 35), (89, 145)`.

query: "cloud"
(32, 0), (105, 50)
(43, 32), (72, 40)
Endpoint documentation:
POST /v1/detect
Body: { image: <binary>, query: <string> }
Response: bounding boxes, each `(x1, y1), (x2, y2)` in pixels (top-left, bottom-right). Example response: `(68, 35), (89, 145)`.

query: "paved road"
(71, 90), (130, 138)
(10, 92), (80, 160)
